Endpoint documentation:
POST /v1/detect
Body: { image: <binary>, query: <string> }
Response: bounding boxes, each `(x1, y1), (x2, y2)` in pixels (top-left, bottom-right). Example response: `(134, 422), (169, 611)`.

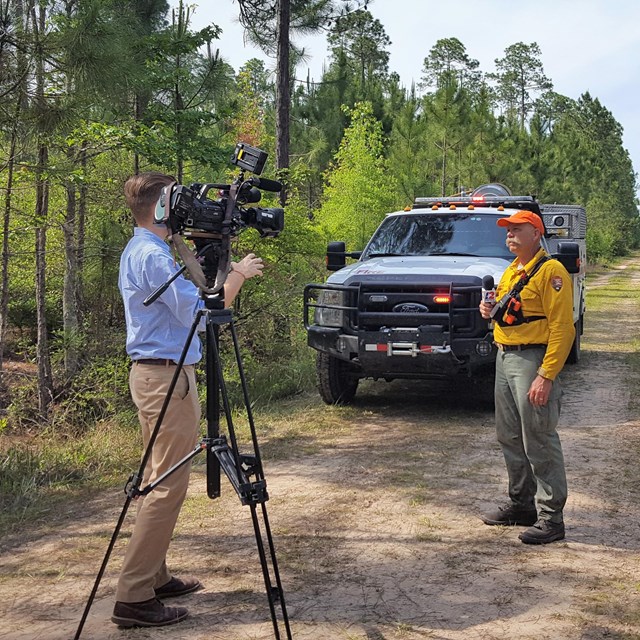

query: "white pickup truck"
(304, 184), (586, 404)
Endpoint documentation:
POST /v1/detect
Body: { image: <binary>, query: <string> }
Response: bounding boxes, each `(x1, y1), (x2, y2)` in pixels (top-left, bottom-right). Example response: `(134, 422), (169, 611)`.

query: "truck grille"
(351, 276), (482, 332)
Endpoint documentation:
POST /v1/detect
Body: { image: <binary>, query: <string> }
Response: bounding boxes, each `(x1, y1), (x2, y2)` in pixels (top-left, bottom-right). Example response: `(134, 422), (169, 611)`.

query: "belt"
(133, 358), (176, 366)
(496, 343), (546, 352)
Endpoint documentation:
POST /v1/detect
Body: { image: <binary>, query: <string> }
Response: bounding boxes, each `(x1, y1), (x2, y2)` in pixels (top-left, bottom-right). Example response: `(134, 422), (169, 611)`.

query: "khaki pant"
(115, 363), (201, 603)
(494, 348), (567, 523)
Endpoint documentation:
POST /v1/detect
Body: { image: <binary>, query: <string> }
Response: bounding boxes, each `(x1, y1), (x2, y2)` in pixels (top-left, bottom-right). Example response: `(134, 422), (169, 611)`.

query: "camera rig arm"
(168, 233), (219, 294)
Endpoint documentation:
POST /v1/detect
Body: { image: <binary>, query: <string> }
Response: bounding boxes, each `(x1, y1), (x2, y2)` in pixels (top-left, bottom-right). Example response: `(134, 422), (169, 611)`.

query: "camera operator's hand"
(231, 253), (264, 280)
(224, 253), (264, 308)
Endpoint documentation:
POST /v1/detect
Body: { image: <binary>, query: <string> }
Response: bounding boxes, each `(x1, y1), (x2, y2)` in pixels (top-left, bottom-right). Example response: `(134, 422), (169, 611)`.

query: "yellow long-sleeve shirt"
(493, 247), (575, 380)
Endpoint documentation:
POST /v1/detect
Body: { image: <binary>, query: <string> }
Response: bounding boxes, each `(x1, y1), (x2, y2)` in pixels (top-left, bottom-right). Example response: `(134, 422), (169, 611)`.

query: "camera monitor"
(232, 142), (267, 175)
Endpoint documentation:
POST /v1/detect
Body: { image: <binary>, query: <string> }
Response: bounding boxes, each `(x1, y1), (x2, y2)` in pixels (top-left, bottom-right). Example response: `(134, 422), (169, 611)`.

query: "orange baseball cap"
(496, 210), (545, 234)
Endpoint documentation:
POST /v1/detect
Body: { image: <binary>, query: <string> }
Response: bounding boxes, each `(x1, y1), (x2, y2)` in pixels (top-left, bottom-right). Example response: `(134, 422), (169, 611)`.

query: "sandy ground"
(1, 261), (640, 640)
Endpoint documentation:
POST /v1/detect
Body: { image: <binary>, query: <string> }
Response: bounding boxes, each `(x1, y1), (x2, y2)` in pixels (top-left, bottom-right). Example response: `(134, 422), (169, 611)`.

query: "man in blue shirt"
(112, 172), (263, 628)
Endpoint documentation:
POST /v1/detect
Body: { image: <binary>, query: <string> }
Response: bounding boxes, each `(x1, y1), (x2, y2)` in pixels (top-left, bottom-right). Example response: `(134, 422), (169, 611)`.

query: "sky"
(184, 0), (640, 193)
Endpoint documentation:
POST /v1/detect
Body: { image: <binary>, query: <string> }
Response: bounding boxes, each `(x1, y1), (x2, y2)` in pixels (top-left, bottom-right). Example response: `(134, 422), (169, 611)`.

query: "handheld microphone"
(248, 176), (282, 193)
(482, 275), (496, 304)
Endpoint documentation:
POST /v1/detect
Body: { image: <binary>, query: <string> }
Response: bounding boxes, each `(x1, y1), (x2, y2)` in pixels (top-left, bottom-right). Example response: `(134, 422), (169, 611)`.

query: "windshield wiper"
(366, 252), (412, 258)
(430, 252), (479, 257)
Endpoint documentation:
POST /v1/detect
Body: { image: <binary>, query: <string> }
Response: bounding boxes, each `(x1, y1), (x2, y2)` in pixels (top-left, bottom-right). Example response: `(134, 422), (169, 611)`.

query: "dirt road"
(1, 261), (640, 640)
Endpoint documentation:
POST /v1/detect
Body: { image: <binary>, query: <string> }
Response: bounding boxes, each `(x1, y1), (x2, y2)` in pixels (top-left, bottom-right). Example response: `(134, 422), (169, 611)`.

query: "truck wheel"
(316, 352), (359, 405)
(566, 316), (582, 364)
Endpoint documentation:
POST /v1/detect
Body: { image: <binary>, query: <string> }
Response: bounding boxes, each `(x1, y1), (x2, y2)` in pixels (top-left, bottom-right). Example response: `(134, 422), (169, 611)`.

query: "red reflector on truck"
(364, 344), (388, 352)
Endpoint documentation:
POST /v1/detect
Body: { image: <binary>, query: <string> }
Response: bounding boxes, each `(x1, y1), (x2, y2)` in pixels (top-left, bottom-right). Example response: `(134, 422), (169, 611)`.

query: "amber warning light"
(433, 294), (451, 304)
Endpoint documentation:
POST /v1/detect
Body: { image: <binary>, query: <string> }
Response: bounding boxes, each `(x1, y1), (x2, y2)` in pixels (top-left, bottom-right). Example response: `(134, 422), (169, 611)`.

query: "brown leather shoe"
(155, 575), (203, 599)
(111, 597), (189, 627)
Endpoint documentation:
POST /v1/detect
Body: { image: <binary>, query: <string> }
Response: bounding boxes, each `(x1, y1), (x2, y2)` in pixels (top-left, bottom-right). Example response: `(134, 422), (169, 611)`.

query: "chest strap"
(491, 256), (551, 327)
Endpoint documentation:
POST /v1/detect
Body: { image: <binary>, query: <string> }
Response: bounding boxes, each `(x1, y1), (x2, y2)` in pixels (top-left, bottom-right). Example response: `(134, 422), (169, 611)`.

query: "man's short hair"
(124, 172), (175, 222)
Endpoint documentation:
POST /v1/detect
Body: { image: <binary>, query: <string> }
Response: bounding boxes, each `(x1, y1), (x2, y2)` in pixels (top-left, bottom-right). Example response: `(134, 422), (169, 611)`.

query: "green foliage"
(0, 420), (140, 534)
(488, 42), (553, 129)
(327, 8), (391, 93)
(585, 194), (636, 262)
(419, 37), (481, 93)
(0, 5), (638, 451)
(537, 92), (640, 260)
(317, 102), (399, 249)
(387, 91), (453, 205)
(6, 352), (131, 434)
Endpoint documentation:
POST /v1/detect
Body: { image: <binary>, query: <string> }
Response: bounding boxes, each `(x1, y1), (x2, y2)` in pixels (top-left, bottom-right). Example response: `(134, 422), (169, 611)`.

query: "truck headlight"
(314, 289), (346, 327)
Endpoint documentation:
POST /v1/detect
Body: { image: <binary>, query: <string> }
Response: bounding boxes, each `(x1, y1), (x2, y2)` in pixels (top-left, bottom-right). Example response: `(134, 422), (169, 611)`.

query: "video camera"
(154, 142), (285, 239)
(150, 143), (284, 295)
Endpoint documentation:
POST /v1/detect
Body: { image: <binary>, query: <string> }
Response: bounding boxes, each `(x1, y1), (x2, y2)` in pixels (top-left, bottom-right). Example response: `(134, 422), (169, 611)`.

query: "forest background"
(0, 0), (638, 527)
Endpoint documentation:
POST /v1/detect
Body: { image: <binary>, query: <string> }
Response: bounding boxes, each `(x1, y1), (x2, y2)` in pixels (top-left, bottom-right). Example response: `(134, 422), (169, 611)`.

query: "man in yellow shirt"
(479, 209), (575, 544)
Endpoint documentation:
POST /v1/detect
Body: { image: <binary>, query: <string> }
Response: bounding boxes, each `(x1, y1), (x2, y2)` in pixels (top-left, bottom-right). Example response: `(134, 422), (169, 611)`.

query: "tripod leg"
(260, 502), (293, 639)
(229, 319), (292, 592)
(249, 504), (293, 640)
(74, 309), (204, 639)
(249, 505), (282, 640)
(206, 314), (292, 638)
(206, 316), (246, 491)
(230, 320), (265, 478)
(73, 497), (133, 640)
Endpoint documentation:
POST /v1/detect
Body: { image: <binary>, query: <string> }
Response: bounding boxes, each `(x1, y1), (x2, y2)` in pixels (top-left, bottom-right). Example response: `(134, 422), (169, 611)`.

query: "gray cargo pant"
(494, 347), (567, 524)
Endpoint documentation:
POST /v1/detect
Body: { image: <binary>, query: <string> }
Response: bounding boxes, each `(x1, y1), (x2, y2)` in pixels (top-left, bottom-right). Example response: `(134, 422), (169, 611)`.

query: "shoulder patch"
(551, 275), (563, 291)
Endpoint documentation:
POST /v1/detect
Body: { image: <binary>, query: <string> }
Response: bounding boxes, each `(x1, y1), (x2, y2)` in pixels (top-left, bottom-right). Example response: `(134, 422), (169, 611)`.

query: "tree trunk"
(35, 144), (54, 416)
(1, 0), (28, 390)
(77, 144), (87, 328)
(275, 0), (290, 205)
(440, 131), (448, 197)
(33, 1), (54, 417)
(0, 111), (18, 385)
(62, 146), (80, 378)
(134, 94), (141, 175)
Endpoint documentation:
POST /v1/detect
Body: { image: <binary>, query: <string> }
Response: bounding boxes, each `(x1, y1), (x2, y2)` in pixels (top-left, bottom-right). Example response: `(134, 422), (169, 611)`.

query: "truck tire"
(566, 315), (582, 365)
(316, 352), (359, 405)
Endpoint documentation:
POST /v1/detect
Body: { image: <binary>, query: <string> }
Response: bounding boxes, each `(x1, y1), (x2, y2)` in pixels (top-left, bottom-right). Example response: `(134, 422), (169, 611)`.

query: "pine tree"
(489, 42), (552, 130)
(317, 102), (398, 249)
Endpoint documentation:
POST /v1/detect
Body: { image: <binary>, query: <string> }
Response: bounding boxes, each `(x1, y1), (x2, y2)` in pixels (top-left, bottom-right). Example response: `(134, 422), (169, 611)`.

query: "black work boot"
(481, 502), (538, 526)
(519, 519), (565, 544)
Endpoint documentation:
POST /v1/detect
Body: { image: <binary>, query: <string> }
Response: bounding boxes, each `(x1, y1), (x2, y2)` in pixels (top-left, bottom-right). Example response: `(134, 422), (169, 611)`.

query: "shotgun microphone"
(248, 176), (282, 193)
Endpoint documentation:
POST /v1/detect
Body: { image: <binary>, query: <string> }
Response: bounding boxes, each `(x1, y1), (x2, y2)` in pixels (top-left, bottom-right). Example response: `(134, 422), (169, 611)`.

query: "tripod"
(74, 291), (292, 640)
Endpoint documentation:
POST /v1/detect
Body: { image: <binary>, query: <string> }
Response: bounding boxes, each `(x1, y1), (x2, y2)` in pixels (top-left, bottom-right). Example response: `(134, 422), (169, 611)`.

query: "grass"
(0, 346), (327, 538)
(0, 419), (142, 537)
(581, 574), (640, 626)
(586, 261), (640, 414)
(0, 376), (363, 540)
(586, 273), (640, 313)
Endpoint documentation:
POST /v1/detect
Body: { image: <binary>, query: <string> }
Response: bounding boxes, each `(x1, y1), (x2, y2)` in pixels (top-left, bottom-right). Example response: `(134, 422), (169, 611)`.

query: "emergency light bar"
(412, 194), (540, 215)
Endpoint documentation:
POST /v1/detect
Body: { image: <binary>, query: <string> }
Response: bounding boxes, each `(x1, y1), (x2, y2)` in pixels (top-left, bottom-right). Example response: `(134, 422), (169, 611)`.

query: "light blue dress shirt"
(119, 227), (204, 364)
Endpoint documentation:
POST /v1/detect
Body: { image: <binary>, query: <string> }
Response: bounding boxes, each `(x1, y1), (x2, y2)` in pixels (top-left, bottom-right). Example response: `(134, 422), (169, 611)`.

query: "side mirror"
(552, 242), (581, 274)
(326, 241), (347, 271)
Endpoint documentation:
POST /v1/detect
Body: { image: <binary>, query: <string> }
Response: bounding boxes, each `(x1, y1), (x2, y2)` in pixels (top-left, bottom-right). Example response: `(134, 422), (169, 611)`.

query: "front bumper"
(307, 325), (496, 378)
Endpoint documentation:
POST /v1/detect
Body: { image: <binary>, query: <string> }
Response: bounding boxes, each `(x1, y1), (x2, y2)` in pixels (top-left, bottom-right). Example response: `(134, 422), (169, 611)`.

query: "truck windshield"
(362, 213), (513, 260)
